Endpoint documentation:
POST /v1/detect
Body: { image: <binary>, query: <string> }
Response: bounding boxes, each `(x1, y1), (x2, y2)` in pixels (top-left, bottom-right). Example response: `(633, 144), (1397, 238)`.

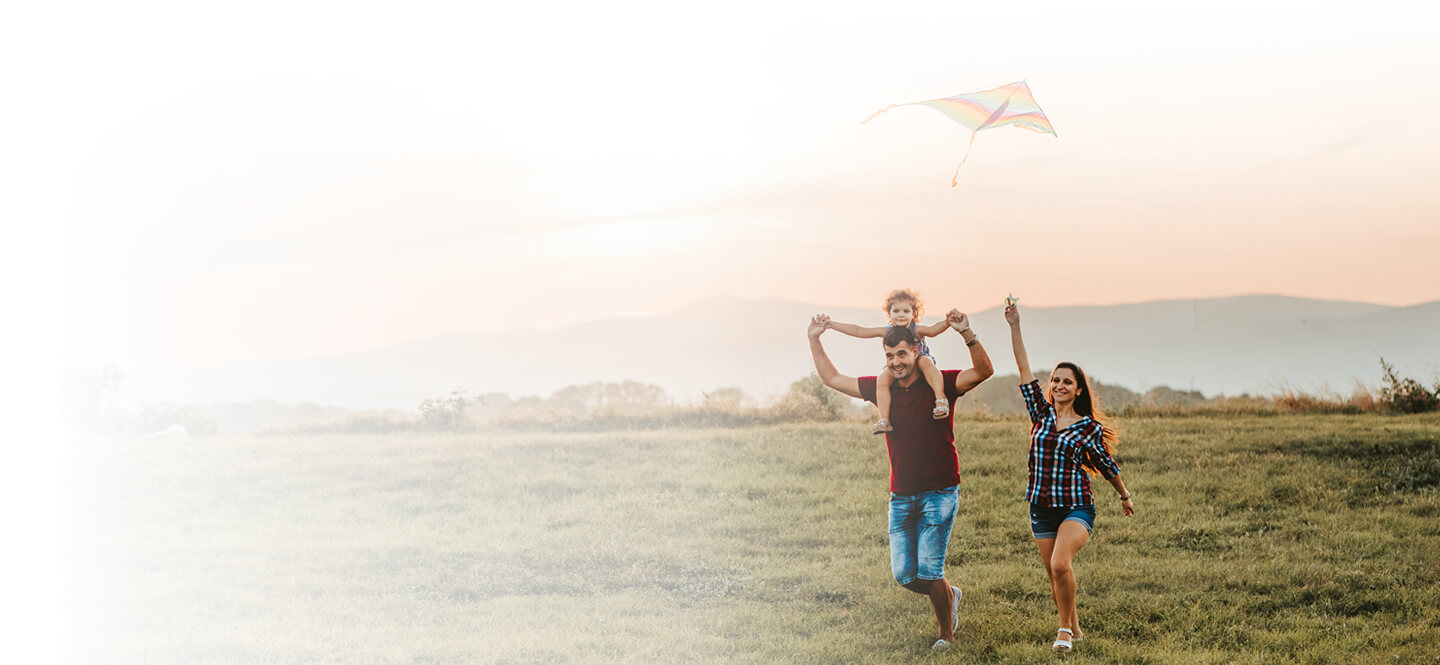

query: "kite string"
(950, 130), (979, 187)
(860, 104), (899, 125)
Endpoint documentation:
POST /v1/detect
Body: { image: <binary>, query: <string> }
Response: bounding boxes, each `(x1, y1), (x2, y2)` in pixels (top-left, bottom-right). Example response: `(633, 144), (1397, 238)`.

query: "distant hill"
(115, 295), (1440, 410)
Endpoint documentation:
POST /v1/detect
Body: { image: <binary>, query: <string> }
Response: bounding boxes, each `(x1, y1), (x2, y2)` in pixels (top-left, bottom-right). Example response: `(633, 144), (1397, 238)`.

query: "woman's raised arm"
(1006, 304), (1035, 385)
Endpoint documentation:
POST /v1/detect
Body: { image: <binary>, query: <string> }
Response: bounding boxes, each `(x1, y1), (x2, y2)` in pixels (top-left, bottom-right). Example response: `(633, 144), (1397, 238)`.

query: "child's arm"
(916, 319), (950, 338)
(825, 320), (886, 338)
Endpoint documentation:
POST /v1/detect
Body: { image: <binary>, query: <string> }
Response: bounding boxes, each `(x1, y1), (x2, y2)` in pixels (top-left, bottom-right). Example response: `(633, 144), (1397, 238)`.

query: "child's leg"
(920, 356), (949, 419)
(874, 370), (895, 434)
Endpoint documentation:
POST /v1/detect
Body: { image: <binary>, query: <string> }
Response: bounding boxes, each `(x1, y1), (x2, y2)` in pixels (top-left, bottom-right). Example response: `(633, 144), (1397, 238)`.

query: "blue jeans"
(888, 485), (959, 587)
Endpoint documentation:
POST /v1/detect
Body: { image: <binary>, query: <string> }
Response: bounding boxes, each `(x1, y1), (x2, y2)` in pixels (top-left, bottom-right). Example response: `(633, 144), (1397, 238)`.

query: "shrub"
(418, 390), (474, 431)
(701, 387), (746, 412)
(777, 373), (851, 421)
(1378, 358), (1439, 414)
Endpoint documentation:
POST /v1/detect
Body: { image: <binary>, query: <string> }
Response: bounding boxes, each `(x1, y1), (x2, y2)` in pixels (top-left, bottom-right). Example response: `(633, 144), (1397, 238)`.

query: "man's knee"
(901, 577), (934, 594)
(891, 560), (914, 588)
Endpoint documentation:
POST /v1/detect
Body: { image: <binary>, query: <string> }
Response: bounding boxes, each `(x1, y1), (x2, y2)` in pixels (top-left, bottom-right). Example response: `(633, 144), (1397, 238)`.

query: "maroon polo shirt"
(858, 369), (967, 495)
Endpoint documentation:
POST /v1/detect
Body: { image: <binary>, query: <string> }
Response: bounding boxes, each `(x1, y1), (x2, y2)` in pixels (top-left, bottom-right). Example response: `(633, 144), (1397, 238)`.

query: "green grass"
(66, 414), (1440, 664)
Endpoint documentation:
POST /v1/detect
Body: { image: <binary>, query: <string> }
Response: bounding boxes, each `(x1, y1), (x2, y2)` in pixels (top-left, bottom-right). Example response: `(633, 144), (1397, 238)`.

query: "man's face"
(883, 341), (918, 383)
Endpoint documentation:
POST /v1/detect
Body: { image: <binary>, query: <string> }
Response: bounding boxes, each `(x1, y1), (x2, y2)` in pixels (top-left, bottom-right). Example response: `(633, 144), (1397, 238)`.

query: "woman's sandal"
(872, 419), (894, 435)
(932, 399), (950, 420)
(1053, 627), (1073, 652)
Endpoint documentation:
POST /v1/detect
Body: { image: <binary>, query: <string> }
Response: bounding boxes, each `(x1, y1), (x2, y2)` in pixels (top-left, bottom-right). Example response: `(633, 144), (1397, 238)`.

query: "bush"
(418, 390), (474, 431)
(776, 373), (852, 421)
(1378, 359), (1439, 414)
(701, 387), (746, 412)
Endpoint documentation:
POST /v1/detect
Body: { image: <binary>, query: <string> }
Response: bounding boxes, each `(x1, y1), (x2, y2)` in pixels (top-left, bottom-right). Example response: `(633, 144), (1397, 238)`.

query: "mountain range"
(118, 294), (1439, 410)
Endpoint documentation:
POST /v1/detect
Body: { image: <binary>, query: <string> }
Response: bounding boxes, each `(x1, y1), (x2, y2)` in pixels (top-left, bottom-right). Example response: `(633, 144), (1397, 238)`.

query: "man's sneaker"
(951, 586), (962, 635)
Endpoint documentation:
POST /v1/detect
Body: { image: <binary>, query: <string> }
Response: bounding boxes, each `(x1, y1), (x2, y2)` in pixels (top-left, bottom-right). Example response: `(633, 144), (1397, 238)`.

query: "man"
(806, 309), (993, 649)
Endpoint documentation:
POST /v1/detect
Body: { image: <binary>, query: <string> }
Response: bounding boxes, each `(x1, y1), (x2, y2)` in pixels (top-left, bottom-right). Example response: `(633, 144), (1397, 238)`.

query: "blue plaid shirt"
(1020, 380), (1121, 507)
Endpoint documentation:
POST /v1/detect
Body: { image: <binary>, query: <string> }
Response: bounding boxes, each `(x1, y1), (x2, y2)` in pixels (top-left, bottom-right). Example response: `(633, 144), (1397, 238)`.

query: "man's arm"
(946, 310), (994, 394)
(808, 315), (862, 398)
(826, 320), (886, 338)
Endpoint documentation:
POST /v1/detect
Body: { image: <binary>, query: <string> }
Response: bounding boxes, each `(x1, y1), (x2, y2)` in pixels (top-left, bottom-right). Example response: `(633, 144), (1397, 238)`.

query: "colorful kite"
(862, 80), (1057, 186)
(1005, 293), (1019, 308)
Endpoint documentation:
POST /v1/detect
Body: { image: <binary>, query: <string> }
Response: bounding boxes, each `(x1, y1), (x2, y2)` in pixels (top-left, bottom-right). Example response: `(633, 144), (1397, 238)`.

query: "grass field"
(66, 413), (1440, 664)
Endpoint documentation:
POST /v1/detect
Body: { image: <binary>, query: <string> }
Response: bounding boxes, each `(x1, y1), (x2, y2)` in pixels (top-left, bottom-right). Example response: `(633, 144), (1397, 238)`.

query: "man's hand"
(808, 314), (831, 339)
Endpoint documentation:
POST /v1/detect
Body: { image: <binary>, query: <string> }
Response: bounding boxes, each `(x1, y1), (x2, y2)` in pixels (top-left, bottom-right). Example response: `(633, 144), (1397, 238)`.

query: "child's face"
(888, 301), (916, 326)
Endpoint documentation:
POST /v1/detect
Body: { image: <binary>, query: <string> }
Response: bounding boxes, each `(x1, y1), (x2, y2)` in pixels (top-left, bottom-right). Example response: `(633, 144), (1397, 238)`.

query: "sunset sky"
(53, 0), (1440, 371)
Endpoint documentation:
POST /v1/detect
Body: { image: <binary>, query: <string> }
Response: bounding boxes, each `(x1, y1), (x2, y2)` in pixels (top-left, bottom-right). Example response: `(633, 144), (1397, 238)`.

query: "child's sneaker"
(933, 399), (950, 419)
(872, 419), (894, 435)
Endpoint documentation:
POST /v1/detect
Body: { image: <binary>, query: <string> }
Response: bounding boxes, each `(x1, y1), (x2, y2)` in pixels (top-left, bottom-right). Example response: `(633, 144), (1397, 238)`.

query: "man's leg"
(908, 486), (960, 641)
(921, 578), (956, 641)
(889, 494), (920, 589)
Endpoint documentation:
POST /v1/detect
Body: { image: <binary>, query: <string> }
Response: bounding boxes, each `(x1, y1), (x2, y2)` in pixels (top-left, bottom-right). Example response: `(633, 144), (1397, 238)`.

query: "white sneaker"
(950, 586), (962, 635)
(932, 639), (952, 650)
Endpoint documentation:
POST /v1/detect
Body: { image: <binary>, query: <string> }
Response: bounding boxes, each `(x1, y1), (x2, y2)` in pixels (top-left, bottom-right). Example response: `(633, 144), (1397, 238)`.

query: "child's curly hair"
(881, 288), (925, 321)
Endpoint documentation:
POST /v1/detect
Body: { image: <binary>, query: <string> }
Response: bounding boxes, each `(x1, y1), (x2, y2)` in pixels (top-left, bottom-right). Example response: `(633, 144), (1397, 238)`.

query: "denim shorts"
(1029, 503), (1095, 540)
(888, 485), (959, 586)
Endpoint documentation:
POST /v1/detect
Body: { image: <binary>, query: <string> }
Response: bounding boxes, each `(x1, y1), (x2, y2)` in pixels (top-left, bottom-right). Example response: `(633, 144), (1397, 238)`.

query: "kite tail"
(860, 104), (898, 124)
(950, 130), (979, 187)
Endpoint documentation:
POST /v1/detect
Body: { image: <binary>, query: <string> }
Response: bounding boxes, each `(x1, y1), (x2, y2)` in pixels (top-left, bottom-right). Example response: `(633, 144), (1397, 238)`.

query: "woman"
(1005, 302), (1134, 652)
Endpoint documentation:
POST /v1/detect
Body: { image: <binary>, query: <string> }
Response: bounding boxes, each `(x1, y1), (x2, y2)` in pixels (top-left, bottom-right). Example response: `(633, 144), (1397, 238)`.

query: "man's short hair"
(883, 325), (918, 349)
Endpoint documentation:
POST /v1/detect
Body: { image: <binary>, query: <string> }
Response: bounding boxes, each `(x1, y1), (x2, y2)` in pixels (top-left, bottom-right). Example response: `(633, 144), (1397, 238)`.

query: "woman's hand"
(1004, 304), (1020, 327)
(1120, 496), (1134, 517)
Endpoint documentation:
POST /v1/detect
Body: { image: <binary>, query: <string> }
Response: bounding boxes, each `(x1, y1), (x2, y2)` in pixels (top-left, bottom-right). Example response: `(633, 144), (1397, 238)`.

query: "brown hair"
(882, 324), (919, 349)
(881, 288), (925, 322)
(1044, 361), (1119, 475)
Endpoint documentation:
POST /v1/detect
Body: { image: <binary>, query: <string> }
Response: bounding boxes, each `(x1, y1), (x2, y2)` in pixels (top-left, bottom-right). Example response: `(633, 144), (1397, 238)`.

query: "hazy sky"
(52, 0), (1440, 370)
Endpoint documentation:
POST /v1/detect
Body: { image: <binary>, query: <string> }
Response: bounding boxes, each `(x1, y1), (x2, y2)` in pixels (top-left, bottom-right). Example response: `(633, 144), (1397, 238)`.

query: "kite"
(1005, 293), (1019, 308)
(861, 80), (1057, 186)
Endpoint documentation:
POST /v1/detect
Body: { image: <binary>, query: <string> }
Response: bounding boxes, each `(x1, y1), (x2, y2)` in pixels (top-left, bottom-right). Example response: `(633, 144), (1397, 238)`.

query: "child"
(827, 289), (951, 434)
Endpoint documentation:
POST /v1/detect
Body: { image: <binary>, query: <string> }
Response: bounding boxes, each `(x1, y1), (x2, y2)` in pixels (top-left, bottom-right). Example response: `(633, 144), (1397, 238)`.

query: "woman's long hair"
(1045, 361), (1119, 476)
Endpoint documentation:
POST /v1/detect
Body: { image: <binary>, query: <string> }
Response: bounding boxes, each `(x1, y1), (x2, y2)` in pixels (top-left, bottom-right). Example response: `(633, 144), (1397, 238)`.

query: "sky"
(40, 0), (1440, 371)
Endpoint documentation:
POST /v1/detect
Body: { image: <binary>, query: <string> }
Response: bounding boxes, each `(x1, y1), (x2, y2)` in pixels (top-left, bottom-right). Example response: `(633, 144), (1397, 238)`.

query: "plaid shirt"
(1020, 380), (1121, 507)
